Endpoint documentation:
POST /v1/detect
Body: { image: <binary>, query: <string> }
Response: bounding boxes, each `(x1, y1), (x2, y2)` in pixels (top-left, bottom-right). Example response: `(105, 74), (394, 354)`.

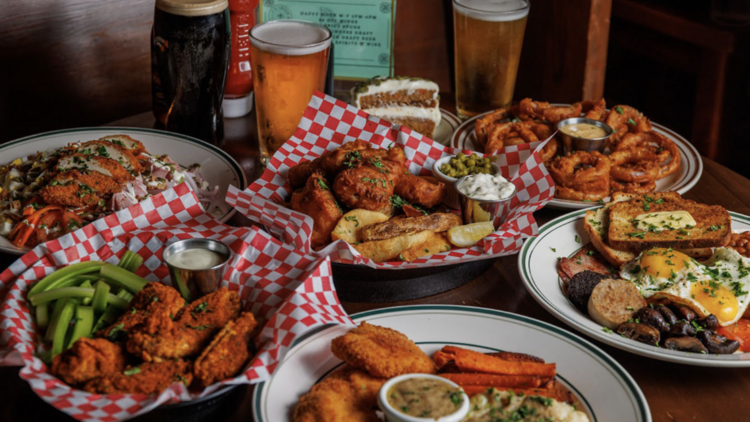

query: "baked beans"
(727, 231), (750, 257)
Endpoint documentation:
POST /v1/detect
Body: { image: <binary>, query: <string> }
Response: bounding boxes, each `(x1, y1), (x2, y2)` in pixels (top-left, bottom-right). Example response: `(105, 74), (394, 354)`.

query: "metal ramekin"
(557, 117), (614, 154)
(162, 238), (231, 300)
(455, 176), (516, 229)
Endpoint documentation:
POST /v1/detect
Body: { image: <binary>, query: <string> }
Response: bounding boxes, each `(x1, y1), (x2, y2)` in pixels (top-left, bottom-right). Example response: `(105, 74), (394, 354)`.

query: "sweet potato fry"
(439, 373), (552, 389)
(487, 351), (546, 364)
(441, 346), (556, 377)
(461, 386), (573, 404)
(433, 350), (454, 369)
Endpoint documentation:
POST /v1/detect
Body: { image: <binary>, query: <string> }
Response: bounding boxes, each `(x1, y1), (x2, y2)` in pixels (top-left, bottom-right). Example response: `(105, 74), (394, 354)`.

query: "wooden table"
(2, 103), (750, 422)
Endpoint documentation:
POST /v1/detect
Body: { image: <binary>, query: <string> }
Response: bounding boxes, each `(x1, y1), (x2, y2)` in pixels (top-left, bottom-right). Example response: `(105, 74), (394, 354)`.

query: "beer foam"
(250, 20), (331, 56)
(453, 0), (529, 22)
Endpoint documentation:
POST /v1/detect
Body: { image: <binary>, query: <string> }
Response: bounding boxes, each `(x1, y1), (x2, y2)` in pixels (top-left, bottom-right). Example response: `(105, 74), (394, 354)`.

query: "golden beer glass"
(249, 20), (331, 165)
(453, 0), (529, 120)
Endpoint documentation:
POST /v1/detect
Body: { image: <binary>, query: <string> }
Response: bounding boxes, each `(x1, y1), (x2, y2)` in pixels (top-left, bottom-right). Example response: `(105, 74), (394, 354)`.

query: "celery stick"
(100, 264), (148, 293)
(118, 252), (132, 270)
(92, 306), (120, 333)
(65, 306), (94, 350)
(92, 281), (110, 313)
(28, 261), (105, 296)
(173, 272), (191, 301)
(79, 281), (93, 305)
(116, 289), (134, 302)
(45, 299), (66, 342)
(35, 303), (49, 330)
(120, 250), (143, 273)
(52, 299), (76, 357)
(106, 293), (130, 310)
(29, 287), (95, 306)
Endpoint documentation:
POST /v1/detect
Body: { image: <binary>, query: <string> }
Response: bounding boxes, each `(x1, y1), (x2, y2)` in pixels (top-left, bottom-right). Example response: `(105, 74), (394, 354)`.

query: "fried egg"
(621, 247), (750, 326)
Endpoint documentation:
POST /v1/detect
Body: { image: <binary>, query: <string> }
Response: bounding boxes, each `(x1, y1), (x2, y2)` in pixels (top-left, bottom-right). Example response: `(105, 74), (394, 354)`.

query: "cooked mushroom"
(697, 331), (741, 354)
(667, 321), (696, 338)
(672, 305), (697, 322)
(694, 315), (719, 330)
(617, 322), (660, 345)
(655, 305), (678, 325)
(664, 337), (708, 354)
(636, 307), (669, 334)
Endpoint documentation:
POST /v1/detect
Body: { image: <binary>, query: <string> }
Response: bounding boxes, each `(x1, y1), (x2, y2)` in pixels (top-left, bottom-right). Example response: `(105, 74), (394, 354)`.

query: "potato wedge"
(331, 209), (390, 244)
(400, 232), (452, 262)
(353, 230), (433, 263)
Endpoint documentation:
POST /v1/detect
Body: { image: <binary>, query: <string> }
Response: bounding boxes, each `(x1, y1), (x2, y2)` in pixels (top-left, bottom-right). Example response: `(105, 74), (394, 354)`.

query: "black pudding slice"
(568, 270), (607, 314)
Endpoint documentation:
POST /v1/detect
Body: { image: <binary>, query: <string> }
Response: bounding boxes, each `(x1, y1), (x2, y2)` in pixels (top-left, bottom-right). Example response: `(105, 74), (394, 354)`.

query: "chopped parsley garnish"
(316, 179), (329, 190)
(123, 367), (141, 376)
(574, 235), (580, 244)
(628, 232), (646, 239)
(708, 225), (723, 232)
(107, 323), (126, 341)
(345, 215), (359, 227)
(449, 391), (464, 406)
(615, 106), (624, 114)
(96, 146), (110, 157)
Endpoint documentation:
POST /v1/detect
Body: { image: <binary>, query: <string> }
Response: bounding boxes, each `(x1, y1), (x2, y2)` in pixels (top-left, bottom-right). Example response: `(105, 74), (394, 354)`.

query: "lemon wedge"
(447, 221), (495, 247)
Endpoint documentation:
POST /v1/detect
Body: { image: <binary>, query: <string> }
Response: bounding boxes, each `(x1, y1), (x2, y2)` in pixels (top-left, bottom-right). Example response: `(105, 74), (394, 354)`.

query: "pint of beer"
(249, 20), (332, 165)
(453, 0), (529, 120)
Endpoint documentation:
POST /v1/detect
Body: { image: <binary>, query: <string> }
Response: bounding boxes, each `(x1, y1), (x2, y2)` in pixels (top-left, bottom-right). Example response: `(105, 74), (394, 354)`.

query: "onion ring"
(609, 148), (660, 183)
(476, 107), (512, 147)
(605, 105), (652, 146)
(556, 180), (610, 201)
(548, 151), (611, 188)
(610, 179), (657, 194)
(514, 98), (582, 124)
(613, 132), (680, 180)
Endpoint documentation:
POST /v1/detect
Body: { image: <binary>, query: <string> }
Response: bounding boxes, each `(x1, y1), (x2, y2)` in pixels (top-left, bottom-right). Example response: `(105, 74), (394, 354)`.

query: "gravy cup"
(378, 373), (470, 422)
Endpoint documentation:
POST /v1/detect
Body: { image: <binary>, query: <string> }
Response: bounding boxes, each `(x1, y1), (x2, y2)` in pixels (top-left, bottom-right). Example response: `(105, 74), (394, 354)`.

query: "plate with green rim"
(0, 127), (247, 255)
(519, 209), (750, 366)
(252, 305), (650, 422)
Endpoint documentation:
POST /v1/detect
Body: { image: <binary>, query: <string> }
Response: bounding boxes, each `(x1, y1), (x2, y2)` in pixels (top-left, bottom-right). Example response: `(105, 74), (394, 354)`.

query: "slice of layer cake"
(353, 76), (441, 138)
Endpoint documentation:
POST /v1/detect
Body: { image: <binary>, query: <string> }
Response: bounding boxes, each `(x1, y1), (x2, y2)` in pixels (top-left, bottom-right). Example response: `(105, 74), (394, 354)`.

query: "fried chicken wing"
(51, 338), (128, 386)
(193, 311), (258, 387)
(291, 172), (344, 249)
(126, 287), (241, 361)
(98, 282), (185, 340)
(331, 322), (436, 378)
(288, 140), (370, 188)
(394, 174), (446, 208)
(293, 374), (380, 422)
(82, 360), (193, 395)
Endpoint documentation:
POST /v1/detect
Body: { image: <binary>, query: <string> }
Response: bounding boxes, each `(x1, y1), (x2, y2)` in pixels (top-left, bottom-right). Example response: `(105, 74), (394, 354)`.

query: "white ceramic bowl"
(377, 373), (470, 422)
(432, 155), (501, 209)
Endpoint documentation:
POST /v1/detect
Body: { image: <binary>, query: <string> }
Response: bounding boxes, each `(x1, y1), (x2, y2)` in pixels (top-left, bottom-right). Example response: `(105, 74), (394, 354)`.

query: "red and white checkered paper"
(0, 182), (353, 422)
(227, 91), (555, 268)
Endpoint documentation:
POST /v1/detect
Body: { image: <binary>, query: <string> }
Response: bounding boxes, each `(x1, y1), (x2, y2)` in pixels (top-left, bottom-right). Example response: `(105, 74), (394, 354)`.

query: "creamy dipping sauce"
(458, 173), (515, 201)
(168, 248), (225, 270)
(389, 377), (464, 419)
(560, 123), (607, 139)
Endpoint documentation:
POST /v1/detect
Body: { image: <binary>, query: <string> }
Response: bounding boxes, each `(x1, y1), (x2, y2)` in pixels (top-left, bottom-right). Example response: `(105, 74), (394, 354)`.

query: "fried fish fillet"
(193, 311), (258, 387)
(359, 212), (462, 242)
(51, 338), (128, 385)
(291, 172), (344, 249)
(331, 322), (436, 378)
(82, 359), (193, 395)
(394, 174), (446, 209)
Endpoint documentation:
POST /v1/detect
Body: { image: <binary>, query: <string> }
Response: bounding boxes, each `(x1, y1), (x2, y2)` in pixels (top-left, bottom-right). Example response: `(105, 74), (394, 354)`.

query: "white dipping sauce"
(458, 173), (515, 201)
(168, 248), (225, 270)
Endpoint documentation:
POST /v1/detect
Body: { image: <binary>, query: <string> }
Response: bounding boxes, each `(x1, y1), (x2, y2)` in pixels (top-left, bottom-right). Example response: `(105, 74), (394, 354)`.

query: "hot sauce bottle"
(222, 0), (259, 118)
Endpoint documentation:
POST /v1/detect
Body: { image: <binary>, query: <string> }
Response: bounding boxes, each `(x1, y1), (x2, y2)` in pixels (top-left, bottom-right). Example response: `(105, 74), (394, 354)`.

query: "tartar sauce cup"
(378, 373), (470, 422)
(556, 117), (614, 155)
(455, 174), (516, 229)
(163, 238), (232, 300)
(432, 155), (501, 210)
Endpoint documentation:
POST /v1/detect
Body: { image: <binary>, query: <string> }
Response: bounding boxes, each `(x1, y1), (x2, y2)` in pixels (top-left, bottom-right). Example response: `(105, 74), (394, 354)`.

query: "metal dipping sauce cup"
(455, 176), (516, 229)
(557, 117), (614, 155)
(163, 238), (231, 300)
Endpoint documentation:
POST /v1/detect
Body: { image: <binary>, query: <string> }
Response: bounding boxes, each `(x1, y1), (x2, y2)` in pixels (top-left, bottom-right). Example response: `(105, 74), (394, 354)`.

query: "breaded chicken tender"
(39, 170), (123, 208)
(293, 377), (380, 422)
(98, 134), (146, 155)
(97, 282), (185, 340)
(74, 140), (143, 173)
(51, 338), (128, 385)
(56, 153), (132, 183)
(82, 359), (192, 395)
(127, 287), (241, 361)
(326, 365), (387, 407)
(291, 172), (343, 250)
(193, 311), (258, 387)
(331, 322), (436, 378)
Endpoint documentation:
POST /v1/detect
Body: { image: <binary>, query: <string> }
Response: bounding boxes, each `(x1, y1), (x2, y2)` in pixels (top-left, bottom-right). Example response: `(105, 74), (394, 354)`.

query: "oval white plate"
(452, 109), (703, 210)
(0, 127), (247, 255)
(252, 305), (651, 422)
(519, 209), (750, 366)
(433, 108), (461, 146)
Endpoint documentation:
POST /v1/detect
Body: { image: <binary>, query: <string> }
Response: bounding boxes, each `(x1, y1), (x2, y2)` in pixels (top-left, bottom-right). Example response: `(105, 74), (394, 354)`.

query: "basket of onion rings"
(472, 98), (682, 202)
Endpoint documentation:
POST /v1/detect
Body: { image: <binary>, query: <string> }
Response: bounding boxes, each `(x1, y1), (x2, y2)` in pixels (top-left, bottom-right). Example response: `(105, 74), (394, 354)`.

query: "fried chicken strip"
(126, 287), (241, 361)
(51, 338), (128, 386)
(193, 311), (258, 388)
(293, 371), (381, 422)
(82, 360), (193, 395)
(331, 322), (436, 378)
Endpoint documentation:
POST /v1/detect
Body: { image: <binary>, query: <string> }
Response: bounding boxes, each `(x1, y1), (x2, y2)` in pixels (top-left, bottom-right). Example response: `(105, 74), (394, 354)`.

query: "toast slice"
(608, 192), (731, 252)
(584, 193), (713, 266)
